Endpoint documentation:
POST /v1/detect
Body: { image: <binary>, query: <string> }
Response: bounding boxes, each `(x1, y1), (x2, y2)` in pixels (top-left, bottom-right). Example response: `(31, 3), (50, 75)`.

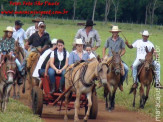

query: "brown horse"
(103, 51), (124, 111)
(0, 54), (17, 112)
(130, 47), (154, 109)
(64, 58), (108, 122)
(12, 41), (25, 99)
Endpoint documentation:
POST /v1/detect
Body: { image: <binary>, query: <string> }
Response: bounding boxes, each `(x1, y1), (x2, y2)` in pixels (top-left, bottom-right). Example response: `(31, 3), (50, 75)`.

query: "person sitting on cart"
(69, 38), (90, 65)
(32, 38), (57, 78)
(48, 39), (69, 93)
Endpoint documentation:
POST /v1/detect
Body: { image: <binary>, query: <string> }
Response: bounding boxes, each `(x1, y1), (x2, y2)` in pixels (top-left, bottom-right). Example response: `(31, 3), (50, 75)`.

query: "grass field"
(0, 16), (162, 121)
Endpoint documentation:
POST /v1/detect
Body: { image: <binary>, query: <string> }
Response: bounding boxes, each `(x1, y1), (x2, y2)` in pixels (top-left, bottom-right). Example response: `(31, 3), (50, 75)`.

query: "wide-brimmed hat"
(32, 17), (44, 23)
(15, 20), (24, 26)
(75, 38), (84, 45)
(85, 20), (96, 26)
(109, 26), (121, 32)
(140, 30), (150, 36)
(4, 26), (13, 32)
(51, 38), (57, 44)
(38, 22), (46, 27)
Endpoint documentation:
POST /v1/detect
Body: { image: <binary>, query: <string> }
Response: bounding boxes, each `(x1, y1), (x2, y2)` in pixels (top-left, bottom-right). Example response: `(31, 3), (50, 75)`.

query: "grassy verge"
(0, 16), (162, 120)
(0, 98), (42, 122)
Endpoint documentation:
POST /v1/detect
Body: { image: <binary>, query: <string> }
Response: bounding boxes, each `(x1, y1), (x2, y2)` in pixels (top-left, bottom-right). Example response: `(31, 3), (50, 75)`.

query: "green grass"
(0, 98), (42, 122)
(0, 16), (162, 120)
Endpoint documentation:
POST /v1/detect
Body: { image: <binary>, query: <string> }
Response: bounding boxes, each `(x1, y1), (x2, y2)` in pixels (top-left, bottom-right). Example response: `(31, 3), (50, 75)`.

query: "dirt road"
(12, 84), (156, 122)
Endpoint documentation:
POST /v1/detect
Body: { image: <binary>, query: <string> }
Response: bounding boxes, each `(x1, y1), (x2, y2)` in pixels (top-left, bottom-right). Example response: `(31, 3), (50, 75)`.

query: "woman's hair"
(2, 31), (8, 40)
(57, 39), (64, 45)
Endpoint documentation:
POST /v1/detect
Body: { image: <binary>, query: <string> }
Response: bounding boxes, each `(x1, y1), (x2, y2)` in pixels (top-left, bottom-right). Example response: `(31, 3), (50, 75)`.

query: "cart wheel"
(32, 86), (43, 117)
(85, 90), (98, 119)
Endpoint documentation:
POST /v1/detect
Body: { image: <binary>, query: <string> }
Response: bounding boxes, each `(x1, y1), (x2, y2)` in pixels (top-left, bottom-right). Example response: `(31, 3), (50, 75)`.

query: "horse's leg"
(133, 88), (137, 107)
(139, 84), (145, 109)
(144, 85), (150, 106)
(111, 86), (118, 110)
(64, 91), (70, 122)
(12, 82), (16, 99)
(104, 85), (108, 110)
(84, 92), (92, 122)
(17, 85), (20, 99)
(106, 83), (112, 111)
(74, 90), (81, 122)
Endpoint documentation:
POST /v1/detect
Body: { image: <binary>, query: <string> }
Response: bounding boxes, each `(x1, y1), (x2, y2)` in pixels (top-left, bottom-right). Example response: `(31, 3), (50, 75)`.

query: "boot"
(49, 82), (56, 94)
(58, 83), (63, 93)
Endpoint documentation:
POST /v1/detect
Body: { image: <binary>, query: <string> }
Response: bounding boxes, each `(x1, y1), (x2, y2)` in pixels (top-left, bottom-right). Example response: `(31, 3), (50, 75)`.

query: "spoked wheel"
(85, 90), (98, 119)
(32, 86), (43, 117)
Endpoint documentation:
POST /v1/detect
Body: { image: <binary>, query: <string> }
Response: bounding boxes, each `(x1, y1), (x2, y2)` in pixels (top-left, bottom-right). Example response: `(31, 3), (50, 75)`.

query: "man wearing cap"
(13, 20), (27, 49)
(21, 22), (50, 73)
(75, 20), (101, 53)
(26, 17), (44, 39)
(69, 38), (90, 65)
(32, 38), (57, 78)
(125, 30), (162, 88)
(103, 26), (129, 91)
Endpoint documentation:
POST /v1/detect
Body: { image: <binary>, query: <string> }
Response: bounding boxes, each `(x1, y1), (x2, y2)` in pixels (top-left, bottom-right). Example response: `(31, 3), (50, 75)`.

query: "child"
(85, 44), (96, 59)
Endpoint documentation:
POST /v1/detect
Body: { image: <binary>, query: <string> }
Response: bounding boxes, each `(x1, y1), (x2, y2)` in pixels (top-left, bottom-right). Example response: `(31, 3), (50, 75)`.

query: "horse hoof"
(105, 107), (109, 110)
(139, 105), (144, 109)
(64, 116), (68, 122)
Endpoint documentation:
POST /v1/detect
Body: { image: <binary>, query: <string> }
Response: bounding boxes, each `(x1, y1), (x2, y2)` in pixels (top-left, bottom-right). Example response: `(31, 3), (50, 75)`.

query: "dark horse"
(0, 54), (17, 112)
(130, 46), (155, 109)
(103, 51), (125, 111)
(12, 41), (25, 99)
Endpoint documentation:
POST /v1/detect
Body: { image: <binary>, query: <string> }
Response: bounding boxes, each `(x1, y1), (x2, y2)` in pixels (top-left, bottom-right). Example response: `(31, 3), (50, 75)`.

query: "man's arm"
(61, 57), (68, 71)
(50, 57), (58, 71)
(125, 41), (133, 49)
(93, 31), (101, 51)
(120, 48), (126, 56)
(74, 29), (81, 40)
(103, 47), (107, 58)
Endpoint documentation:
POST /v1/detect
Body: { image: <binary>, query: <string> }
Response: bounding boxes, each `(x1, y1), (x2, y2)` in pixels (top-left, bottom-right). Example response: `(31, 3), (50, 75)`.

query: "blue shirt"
(68, 50), (90, 65)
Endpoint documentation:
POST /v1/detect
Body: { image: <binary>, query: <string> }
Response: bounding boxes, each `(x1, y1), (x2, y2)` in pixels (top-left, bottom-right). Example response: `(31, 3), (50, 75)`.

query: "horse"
(64, 58), (108, 122)
(103, 50), (125, 111)
(0, 54), (17, 112)
(130, 47), (155, 109)
(12, 41), (25, 99)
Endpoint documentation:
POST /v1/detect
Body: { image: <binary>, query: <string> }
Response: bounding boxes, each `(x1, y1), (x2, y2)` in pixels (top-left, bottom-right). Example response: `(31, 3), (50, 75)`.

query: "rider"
(125, 30), (162, 88)
(48, 39), (69, 93)
(69, 38), (90, 65)
(0, 26), (23, 83)
(32, 38), (57, 78)
(74, 20), (101, 54)
(85, 44), (96, 59)
(103, 26), (129, 91)
(22, 22), (50, 73)
(26, 17), (44, 39)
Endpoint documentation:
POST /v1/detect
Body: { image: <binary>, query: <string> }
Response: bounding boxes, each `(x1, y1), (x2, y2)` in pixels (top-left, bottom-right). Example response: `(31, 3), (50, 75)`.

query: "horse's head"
(5, 54), (17, 83)
(111, 50), (122, 75)
(96, 56), (109, 84)
(144, 46), (154, 71)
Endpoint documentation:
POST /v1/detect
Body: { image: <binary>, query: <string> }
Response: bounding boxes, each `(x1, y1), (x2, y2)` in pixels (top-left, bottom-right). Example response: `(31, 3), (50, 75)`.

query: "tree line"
(1, 0), (163, 25)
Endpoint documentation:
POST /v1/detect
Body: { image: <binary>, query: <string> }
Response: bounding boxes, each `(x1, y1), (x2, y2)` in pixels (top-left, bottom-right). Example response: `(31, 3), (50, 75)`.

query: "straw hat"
(32, 17), (44, 23)
(51, 38), (57, 44)
(4, 26), (13, 32)
(140, 30), (150, 36)
(109, 26), (121, 32)
(75, 38), (84, 45)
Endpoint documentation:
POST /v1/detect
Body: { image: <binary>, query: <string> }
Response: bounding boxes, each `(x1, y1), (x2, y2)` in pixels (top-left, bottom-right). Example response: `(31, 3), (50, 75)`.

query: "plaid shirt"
(0, 37), (15, 53)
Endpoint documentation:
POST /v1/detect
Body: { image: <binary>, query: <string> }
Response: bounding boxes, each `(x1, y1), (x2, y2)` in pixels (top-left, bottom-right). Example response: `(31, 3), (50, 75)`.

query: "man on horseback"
(125, 30), (162, 88)
(26, 17), (44, 39)
(74, 20), (101, 54)
(103, 26), (129, 91)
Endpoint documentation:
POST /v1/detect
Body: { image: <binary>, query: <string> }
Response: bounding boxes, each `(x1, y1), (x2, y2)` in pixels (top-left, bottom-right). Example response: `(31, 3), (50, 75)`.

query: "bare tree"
(104, 0), (112, 24)
(151, 0), (157, 25)
(92, 0), (97, 21)
(72, 0), (77, 21)
(112, 0), (119, 23)
(14, 0), (20, 18)
(1, 3), (4, 18)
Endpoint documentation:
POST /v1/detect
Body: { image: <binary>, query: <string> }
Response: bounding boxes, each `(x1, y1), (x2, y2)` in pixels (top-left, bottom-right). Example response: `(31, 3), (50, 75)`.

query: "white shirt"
(32, 49), (53, 78)
(50, 50), (69, 60)
(132, 39), (154, 60)
(13, 27), (27, 48)
(89, 52), (96, 59)
(26, 26), (37, 39)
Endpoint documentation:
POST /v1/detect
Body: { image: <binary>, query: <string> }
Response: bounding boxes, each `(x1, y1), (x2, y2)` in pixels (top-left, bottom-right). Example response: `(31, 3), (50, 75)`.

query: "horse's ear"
(145, 46), (149, 53)
(97, 55), (101, 63)
(151, 47), (154, 54)
(97, 63), (102, 72)
(118, 49), (122, 55)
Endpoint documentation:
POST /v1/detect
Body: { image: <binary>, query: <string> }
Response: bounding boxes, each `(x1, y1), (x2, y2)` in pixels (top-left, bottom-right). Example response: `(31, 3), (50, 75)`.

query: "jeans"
(48, 68), (66, 86)
(132, 59), (160, 83)
(39, 69), (45, 77)
(121, 62), (129, 83)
